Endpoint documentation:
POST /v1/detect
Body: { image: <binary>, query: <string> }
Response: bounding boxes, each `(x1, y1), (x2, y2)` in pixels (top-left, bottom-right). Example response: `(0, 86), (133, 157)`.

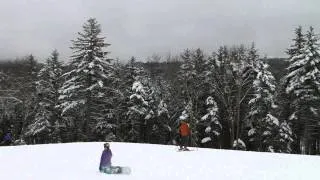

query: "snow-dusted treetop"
(58, 18), (114, 119)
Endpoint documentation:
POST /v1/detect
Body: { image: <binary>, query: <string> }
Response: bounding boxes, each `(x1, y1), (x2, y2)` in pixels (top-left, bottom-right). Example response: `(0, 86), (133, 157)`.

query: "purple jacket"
(99, 149), (112, 168)
(3, 133), (12, 142)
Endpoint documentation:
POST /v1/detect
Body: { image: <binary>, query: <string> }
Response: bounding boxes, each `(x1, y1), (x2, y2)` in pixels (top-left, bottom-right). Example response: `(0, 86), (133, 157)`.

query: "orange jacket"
(179, 122), (190, 137)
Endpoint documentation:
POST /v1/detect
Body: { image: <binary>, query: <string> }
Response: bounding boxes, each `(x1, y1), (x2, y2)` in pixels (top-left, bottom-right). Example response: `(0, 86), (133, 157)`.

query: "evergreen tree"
(25, 50), (63, 143)
(154, 99), (171, 144)
(116, 57), (139, 140)
(127, 80), (150, 142)
(247, 58), (279, 152)
(286, 26), (305, 58)
(140, 76), (158, 143)
(279, 26), (305, 153)
(58, 18), (115, 141)
(179, 49), (194, 99)
(277, 120), (294, 153)
(285, 26), (320, 154)
(199, 96), (221, 148)
(20, 55), (40, 141)
(178, 49), (208, 146)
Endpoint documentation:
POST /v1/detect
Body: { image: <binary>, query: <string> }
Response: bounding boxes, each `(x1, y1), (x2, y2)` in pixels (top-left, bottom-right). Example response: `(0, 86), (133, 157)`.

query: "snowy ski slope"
(0, 142), (319, 180)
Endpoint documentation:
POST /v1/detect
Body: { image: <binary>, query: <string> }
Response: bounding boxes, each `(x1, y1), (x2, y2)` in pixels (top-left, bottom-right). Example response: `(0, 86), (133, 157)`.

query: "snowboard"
(100, 166), (131, 175)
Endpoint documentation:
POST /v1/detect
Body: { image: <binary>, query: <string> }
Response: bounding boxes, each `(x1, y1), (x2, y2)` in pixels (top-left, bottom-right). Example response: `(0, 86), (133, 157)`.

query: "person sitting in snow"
(1, 132), (12, 146)
(99, 142), (113, 172)
(179, 120), (191, 150)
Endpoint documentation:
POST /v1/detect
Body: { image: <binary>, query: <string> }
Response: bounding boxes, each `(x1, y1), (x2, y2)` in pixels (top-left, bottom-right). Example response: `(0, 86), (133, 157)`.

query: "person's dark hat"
(104, 142), (110, 148)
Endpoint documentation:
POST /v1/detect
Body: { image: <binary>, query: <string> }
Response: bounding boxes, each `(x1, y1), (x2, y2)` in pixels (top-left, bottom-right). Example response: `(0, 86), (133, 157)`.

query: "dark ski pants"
(180, 135), (189, 149)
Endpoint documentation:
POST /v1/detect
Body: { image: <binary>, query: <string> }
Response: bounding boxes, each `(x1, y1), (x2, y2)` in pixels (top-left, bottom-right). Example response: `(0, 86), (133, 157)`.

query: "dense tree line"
(0, 19), (319, 155)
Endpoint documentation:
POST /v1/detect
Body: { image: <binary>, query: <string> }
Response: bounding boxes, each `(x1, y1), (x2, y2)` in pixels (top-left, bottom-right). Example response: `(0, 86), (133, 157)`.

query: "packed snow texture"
(0, 142), (319, 180)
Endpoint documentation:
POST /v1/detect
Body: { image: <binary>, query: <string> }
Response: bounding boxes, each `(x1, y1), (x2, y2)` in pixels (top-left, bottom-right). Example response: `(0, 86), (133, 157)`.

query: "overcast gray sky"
(0, 0), (319, 62)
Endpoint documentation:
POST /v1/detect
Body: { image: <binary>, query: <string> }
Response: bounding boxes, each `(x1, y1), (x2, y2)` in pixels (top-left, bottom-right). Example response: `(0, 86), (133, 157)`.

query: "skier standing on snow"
(99, 143), (112, 172)
(179, 120), (191, 150)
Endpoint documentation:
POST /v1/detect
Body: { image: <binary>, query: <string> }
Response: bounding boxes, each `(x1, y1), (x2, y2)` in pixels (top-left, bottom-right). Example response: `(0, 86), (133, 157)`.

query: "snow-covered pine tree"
(277, 120), (294, 153)
(205, 46), (231, 149)
(247, 57), (280, 152)
(145, 75), (172, 144)
(285, 26), (307, 149)
(285, 26), (320, 154)
(177, 49), (209, 146)
(243, 43), (259, 82)
(115, 57), (139, 141)
(300, 26), (320, 101)
(179, 49), (194, 99)
(58, 18), (116, 141)
(126, 80), (150, 142)
(277, 26), (305, 153)
(286, 26), (306, 59)
(200, 96), (221, 148)
(192, 48), (209, 123)
(113, 57), (140, 140)
(193, 48), (208, 83)
(140, 76), (158, 143)
(154, 99), (171, 144)
(20, 55), (40, 141)
(24, 103), (52, 144)
(274, 77), (294, 153)
(25, 50), (63, 143)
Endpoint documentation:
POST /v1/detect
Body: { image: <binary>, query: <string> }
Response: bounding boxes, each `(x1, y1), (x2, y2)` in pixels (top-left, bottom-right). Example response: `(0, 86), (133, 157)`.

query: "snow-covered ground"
(0, 142), (319, 180)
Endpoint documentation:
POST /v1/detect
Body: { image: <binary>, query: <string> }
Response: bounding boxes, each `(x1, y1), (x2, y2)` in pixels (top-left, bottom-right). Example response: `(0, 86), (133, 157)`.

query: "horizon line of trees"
(0, 18), (319, 155)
